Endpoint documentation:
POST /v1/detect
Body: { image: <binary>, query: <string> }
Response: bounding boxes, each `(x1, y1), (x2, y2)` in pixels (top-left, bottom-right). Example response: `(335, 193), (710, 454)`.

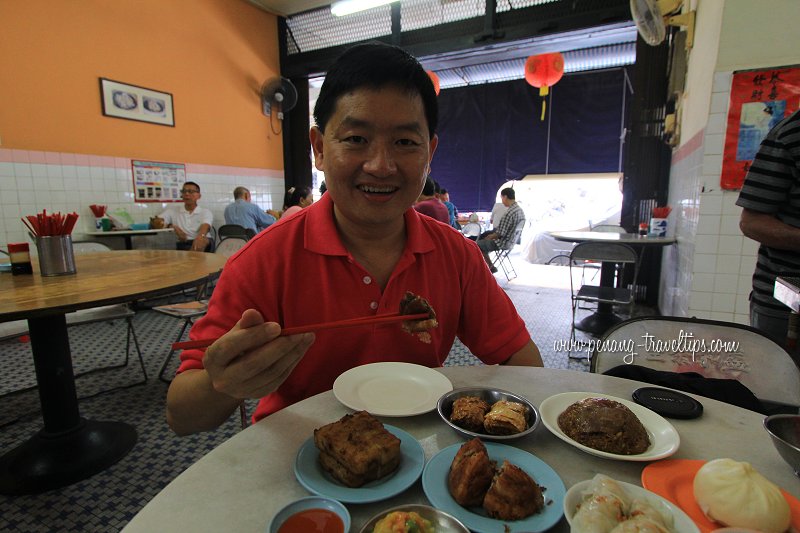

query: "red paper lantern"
(524, 52), (564, 120)
(427, 70), (440, 96)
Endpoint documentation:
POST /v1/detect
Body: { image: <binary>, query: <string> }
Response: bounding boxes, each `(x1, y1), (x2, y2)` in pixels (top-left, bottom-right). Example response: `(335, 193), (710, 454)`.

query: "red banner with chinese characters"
(721, 66), (800, 190)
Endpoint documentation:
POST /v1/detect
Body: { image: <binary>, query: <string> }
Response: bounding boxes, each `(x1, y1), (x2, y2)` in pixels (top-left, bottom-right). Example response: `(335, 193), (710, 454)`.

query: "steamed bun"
(693, 458), (790, 533)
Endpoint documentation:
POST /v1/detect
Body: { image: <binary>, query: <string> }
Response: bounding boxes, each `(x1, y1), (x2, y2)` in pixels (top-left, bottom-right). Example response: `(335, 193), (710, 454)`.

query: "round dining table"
(549, 231), (676, 335)
(0, 250), (226, 495)
(122, 365), (798, 533)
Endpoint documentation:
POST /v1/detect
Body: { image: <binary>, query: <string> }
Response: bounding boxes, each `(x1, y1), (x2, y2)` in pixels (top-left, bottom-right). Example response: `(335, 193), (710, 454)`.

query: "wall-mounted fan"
(630, 0), (695, 48)
(260, 77), (298, 121)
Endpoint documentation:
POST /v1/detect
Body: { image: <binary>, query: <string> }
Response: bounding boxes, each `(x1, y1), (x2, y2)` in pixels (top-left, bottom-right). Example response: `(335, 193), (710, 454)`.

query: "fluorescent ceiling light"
(330, 0), (395, 17)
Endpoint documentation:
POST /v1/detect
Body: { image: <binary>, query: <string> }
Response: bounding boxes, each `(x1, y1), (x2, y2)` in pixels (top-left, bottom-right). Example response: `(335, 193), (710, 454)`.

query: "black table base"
(0, 418), (136, 495)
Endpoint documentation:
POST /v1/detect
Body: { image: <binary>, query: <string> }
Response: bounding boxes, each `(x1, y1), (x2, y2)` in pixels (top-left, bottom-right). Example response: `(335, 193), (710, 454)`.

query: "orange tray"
(642, 459), (800, 533)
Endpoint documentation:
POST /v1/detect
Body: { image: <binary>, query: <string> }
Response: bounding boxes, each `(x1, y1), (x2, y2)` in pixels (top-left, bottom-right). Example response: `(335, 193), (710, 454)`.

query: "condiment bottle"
(8, 242), (33, 275)
(638, 223), (648, 236)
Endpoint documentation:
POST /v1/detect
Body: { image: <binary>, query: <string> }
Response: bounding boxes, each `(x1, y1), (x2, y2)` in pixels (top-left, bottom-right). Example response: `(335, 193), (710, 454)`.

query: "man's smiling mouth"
(358, 185), (397, 194)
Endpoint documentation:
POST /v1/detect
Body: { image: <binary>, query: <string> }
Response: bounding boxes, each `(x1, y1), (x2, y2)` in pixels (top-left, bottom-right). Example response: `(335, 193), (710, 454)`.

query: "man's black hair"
(313, 42), (438, 138)
(501, 187), (516, 200)
(422, 177), (436, 196)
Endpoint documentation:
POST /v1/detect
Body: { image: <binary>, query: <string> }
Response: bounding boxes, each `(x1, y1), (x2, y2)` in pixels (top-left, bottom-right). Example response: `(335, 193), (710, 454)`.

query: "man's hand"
(486, 232), (499, 241)
(203, 309), (313, 400)
(191, 235), (208, 251)
(174, 226), (188, 241)
(267, 209), (280, 219)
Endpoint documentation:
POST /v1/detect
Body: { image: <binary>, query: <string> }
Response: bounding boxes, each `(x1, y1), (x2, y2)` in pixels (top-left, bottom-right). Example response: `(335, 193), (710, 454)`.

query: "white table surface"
(122, 366), (798, 533)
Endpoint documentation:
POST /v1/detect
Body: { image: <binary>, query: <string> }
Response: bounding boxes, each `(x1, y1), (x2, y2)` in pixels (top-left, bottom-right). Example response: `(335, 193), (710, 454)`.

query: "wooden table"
(0, 250), (226, 495)
(122, 366), (798, 533)
(84, 228), (174, 250)
(549, 231), (676, 335)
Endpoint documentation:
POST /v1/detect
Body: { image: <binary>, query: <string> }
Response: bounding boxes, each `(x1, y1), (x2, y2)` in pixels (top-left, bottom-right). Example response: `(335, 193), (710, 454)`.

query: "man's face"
(181, 185), (200, 208)
(310, 86), (438, 231)
(501, 195), (511, 207)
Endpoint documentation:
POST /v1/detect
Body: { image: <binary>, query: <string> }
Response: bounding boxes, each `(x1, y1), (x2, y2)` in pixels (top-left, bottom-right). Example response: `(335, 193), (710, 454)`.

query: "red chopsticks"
(171, 312), (429, 351)
(652, 206), (672, 218)
(89, 204), (107, 217)
(22, 210), (79, 237)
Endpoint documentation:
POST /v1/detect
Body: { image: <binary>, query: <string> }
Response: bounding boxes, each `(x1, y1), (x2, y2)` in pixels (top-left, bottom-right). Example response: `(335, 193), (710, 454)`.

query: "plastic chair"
(216, 237), (248, 259)
(490, 220), (525, 281)
(218, 224), (250, 242)
(569, 241), (639, 342)
(590, 316), (800, 412)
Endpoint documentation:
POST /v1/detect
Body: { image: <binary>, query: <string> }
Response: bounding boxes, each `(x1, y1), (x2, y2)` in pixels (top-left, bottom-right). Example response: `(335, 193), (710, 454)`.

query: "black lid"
(632, 387), (703, 419)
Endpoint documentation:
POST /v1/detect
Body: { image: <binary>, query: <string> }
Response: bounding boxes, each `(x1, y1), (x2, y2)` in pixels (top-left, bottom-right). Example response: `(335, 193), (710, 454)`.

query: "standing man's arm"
(740, 208), (800, 251)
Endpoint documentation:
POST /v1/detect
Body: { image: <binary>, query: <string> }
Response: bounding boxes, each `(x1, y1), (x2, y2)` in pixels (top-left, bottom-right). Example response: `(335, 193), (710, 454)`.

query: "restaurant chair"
(215, 237), (248, 259)
(580, 224), (628, 283)
(217, 224), (250, 242)
(0, 303), (147, 398)
(590, 316), (800, 413)
(490, 220), (525, 281)
(569, 241), (639, 342)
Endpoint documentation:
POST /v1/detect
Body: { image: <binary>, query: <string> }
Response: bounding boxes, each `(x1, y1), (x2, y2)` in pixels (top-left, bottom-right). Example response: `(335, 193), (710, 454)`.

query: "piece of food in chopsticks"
(693, 458), (790, 533)
(448, 437), (495, 507)
(483, 460), (544, 520)
(450, 396), (491, 432)
(557, 397), (650, 455)
(313, 411), (401, 488)
(399, 292), (438, 343)
(372, 511), (434, 533)
(483, 400), (528, 435)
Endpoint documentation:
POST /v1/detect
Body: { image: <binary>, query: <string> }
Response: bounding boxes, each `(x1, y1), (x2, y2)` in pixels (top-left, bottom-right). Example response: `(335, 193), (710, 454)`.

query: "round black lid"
(632, 387), (703, 419)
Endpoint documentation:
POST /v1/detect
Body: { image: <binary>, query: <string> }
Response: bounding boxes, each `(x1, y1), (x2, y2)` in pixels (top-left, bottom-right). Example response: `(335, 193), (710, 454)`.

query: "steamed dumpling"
(608, 516), (671, 532)
(693, 458), (790, 533)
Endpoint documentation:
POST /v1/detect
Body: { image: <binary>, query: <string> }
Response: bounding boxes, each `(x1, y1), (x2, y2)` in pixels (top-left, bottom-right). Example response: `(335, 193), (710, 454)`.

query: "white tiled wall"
(660, 71), (758, 325)
(0, 149), (284, 250)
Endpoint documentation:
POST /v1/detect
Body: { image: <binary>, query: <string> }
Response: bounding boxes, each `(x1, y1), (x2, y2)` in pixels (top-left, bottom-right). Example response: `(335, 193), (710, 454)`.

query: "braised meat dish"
(483, 460), (544, 520)
(399, 292), (438, 343)
(483, 400), (527, 435)
(450, 396), (490, 432)
(557, 397), (650, 455)
(447, 438), (495, 506)
(313, 411), (401, 487)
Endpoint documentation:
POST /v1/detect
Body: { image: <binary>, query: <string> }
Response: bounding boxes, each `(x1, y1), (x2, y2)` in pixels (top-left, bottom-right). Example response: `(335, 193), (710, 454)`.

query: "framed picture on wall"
(99, 78), (175, 127)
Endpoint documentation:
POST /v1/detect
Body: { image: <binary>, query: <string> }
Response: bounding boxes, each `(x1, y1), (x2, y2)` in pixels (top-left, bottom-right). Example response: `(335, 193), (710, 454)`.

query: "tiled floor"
(0, 249), (645, 531)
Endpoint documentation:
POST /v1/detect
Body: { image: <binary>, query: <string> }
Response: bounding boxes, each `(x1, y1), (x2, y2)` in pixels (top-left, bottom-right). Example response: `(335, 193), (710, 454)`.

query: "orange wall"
(0, 0), (283, 170)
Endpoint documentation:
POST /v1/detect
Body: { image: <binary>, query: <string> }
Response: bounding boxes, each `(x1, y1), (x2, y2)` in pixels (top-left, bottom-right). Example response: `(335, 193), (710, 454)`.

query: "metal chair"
(490, 220), (525, 281)
(590, 316), (800, 412)
(569, 241), (639, 342)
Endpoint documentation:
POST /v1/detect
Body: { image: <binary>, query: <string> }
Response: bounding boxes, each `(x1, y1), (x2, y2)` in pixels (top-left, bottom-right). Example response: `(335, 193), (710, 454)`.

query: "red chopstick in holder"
(171, 312), (429, 351)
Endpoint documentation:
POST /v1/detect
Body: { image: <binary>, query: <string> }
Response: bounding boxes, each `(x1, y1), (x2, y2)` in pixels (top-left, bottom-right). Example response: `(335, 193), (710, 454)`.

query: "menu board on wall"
(132, 160), (186, 202)
(721, 66), (800, 190)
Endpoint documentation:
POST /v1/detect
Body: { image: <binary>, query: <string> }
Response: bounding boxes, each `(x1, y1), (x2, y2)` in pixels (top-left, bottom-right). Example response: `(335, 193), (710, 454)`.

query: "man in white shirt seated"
(224, 186), (279, 234)
(155, 181), (215, 252)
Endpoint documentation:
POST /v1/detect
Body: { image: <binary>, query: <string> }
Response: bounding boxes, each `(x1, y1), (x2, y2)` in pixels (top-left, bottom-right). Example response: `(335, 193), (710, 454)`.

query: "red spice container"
(8, 242), (33, 275)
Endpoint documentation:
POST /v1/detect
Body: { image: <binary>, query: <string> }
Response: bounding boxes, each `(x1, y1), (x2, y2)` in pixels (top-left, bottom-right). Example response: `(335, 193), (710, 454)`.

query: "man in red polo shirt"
(166, 42), (543, 435)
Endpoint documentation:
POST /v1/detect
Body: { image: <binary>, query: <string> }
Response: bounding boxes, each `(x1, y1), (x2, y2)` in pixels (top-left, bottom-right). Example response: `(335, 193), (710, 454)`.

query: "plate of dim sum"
(564, 474), (699, 533)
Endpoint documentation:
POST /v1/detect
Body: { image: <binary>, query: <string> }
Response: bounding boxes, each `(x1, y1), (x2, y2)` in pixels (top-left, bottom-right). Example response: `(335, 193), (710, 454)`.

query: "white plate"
(564, 478), (699, 532)
(333, 362), (453, 417)
(539, 392), (680, 461)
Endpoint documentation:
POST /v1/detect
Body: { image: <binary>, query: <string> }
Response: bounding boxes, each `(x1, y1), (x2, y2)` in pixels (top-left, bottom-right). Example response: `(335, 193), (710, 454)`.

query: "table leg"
(124, 235), (133, 250)
(0, 314), (137, 495)
(575, 261), (623, 336)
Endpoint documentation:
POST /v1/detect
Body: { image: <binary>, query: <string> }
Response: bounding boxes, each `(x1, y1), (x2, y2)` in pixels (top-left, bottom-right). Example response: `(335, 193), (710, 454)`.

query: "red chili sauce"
(277, 508), (344, 533)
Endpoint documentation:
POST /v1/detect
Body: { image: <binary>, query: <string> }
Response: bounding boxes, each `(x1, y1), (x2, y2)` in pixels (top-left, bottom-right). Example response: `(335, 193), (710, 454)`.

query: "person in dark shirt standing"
(736, 108), (800, 347)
